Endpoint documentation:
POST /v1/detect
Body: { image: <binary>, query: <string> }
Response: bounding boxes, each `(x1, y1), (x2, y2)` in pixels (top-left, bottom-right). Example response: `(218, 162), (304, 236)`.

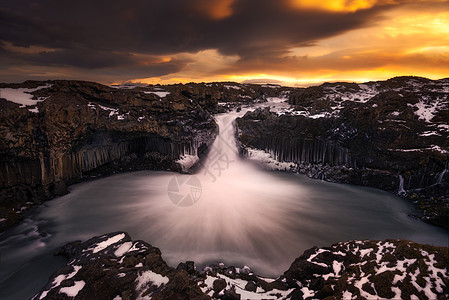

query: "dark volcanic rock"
(236, 76), (449, 229)
(0, 80), (218, 230)
(35, 232), (449, 300)
(163, 82), (290, 113)
(34, 232), (208, 300)
(283, 239), (449, 300)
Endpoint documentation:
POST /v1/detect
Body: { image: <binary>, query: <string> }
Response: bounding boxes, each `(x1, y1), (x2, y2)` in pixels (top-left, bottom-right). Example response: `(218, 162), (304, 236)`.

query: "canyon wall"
(0, 80), (220, 228)
(236, 77), (449, 229)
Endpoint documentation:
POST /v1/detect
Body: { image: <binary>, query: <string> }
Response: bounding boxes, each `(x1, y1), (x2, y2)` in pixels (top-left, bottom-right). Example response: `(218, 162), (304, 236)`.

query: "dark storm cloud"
(0, 0), (394, 81)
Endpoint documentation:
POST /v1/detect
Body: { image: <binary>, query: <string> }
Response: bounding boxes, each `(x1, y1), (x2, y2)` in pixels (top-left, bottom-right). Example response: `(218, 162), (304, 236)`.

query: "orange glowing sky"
(1, 0), (448, 86)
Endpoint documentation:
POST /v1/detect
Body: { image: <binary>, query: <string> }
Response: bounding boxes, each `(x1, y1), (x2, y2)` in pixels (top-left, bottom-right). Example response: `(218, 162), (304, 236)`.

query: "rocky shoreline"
(34, 232), (449, 300)
(236, 77), (449, 230)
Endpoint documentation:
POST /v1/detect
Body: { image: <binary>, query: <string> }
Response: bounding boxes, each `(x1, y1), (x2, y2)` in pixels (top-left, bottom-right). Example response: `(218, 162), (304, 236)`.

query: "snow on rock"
(246, 147), (297, 171)
(409, 98), (445, 122)
(34, 232), (449, 300)
(307, 248), (330, 268)
(34, 232), (181, 299)
(109, 84), (139, 89)
(135, 270), (169, 299)
(389, 146), (449, 154)
(176, 154), (199, 172)
(322, 82), (379, 104)
(91, 233), (126, 253)
(37, 265), (82, 299)
(88, 103), (128, 120)
(114, 241), (133, 257)
(28, 107), (40, 113)
(437, 124), (449, 131)
(197, 266), (293, 300)
(52, 265), (82, 288)
(285, 239), (449, 300)
(97, 104), (119, 118)
(0, 84), (52, 108)
(224, 85), (241, 90)
(59, 281), (86, 297)
(143, 91), (170, 98)
(420, 131), (441, 136)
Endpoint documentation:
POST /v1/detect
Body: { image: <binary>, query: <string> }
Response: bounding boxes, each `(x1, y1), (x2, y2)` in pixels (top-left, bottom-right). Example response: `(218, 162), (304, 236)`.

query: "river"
(0, 99), (447, 299)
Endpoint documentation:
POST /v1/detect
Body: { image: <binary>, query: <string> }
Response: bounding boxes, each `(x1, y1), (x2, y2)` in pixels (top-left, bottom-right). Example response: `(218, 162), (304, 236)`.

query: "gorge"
(0, 78), (448, 299)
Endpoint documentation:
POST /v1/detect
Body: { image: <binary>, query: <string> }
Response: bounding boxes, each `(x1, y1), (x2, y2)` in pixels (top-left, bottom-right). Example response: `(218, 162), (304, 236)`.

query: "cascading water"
(398, 175), (406, 195)
(436, 162), (448, 185)
(0, 99), (448, 299)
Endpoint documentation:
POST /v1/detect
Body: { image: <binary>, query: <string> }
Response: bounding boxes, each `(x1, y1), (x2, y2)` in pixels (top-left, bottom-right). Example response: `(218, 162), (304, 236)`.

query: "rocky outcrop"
(283, 239), (449, 300)
(157, 82), (290, 113)
(236, 77), (449, 229)
(34, 232), (449, 300)
(34, 232), (208, 300)
(0, 80), (218, 230)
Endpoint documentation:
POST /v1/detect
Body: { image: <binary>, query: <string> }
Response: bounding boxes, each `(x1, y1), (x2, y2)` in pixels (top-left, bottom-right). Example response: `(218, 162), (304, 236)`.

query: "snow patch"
(135, 270), (169, 298)
(144, 91), (170, 98)
(98, 104), (119, 117)
(420, 131), (441, 136)
(300, 287), (315, 298)
(409, 98), (445, 123)
(59, 280), (85, 297)
(199, 273), (292, 300)
(246, 148), (296, 171)
(224, 85), (241, 90)
(307, 248), (329, 268)
(0, 84), (52, 107)
(92, 233), (126, 253)
(28, 107), (40, 113)
(114, 242), (133, 257)
(176, 154), (199, 172)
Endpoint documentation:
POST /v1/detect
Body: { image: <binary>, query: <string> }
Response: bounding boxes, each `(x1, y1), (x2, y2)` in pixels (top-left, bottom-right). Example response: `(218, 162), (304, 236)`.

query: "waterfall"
(436, 164), (448, 185)
(398, 175), (406, 195)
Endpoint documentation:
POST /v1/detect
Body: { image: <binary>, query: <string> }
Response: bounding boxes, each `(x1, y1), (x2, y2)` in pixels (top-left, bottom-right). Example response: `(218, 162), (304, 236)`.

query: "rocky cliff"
(0, 80), (296, 230)
(34, 232), (449, 300)
(0, 80), (224, 229)
(236, 77), (449, 229)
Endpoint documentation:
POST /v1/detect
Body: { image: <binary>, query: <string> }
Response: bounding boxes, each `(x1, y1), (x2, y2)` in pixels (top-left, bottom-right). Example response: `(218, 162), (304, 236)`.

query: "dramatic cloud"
(0, 0), (448, 84)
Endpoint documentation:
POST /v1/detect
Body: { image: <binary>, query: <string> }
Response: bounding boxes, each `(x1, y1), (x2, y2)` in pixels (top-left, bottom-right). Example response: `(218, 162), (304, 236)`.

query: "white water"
(0, 99), (448, 299)
(398, 175), (406, 195)
(437, 167), (448, 185)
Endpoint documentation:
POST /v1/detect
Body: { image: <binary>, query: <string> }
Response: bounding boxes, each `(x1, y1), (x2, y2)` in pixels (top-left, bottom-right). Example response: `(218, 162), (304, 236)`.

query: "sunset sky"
(1, 0), (448, 86)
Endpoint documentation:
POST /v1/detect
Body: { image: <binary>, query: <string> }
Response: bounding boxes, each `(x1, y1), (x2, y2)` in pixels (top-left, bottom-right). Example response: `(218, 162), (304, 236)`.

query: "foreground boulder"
(34, 232), (208, 300)
(34, 232), (449, 300)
